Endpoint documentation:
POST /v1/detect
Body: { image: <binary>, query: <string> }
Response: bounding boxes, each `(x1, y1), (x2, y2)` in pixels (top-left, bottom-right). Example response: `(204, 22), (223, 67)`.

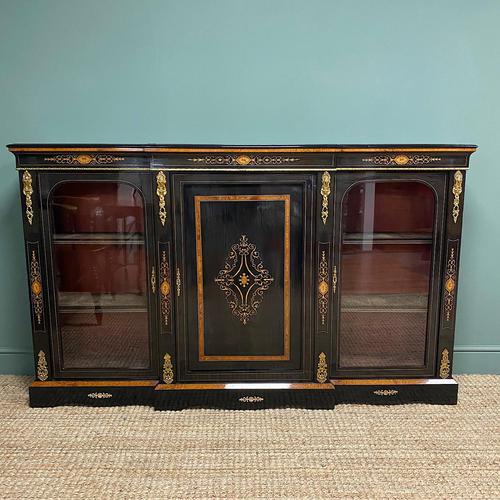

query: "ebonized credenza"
(8, 144), (476, 410)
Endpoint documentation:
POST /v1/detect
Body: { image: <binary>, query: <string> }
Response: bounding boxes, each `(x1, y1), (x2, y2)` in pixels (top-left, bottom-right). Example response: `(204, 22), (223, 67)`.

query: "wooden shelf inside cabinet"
(343, 232), (433, 245)
(52, 233), (145, 245)
(58, 292), (148, 313)
(341, 293), (428, 313)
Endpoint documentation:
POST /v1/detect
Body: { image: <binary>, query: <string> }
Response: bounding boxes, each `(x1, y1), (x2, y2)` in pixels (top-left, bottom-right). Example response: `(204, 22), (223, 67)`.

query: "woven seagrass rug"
(0, 375), (499, 499)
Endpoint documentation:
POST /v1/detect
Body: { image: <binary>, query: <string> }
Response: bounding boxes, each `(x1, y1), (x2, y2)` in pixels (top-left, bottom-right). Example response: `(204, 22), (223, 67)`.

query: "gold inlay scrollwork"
(156, 171), (167, 226)
(215, 235), (274, 325)
(320, 171), (331, 224)
(30, 250), (43, 325)
(452, 170), (463, 223)
(440, 349), (451, 379)
(187, 155), (300, 166)
(316, 352), (328, 383)
(332, 265), (337, 294)
(163, 353), (174, 384)
(444, 247), (457, 321)
(318, 251), (329, 325)
(43, 154), (124, 165)
(362, 154), (441, 166)
(160, 250), (171, 327)
(22, 171), (34, 225)
(36, 350), (48, 381)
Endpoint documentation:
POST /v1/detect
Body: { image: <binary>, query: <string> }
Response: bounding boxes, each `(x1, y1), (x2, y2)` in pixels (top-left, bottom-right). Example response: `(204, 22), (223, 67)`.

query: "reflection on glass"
(50, 182), (150, 370)
(339, 181), (435, 369)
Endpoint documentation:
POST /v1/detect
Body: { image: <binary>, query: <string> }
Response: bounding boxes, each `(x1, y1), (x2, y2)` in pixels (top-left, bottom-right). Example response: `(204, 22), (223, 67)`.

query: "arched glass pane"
(339, 181), (435, 369)
(50, 181), (150, 371)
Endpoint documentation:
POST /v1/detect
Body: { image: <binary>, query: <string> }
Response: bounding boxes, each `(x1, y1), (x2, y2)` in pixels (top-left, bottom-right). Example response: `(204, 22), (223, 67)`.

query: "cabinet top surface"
(7, 143), (477, 153)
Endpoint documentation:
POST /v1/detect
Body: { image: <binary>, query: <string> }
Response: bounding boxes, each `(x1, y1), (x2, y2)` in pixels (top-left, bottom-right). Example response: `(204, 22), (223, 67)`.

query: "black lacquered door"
(173, 174), (314, 381)
(332, 173), (446, 378)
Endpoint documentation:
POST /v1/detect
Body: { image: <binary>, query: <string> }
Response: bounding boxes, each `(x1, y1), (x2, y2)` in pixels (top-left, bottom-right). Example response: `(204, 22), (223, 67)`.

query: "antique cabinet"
(8, 144), (476, 409)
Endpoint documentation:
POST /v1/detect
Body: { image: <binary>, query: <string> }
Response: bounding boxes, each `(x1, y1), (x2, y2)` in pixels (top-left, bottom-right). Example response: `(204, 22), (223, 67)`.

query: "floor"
(0, 375), (499, 499)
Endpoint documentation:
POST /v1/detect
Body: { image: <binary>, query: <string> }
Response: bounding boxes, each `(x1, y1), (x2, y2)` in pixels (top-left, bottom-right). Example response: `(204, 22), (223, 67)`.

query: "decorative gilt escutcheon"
(439, 349), (451, 379)
(156, 171), (167, 226)
(36, 350), (48, 381)
(318, 250), (329, 326)
(87, 392), (113, 399)
(332, 265), (337, 294)
(150, 266), (156, 294)
(22, 171), (34, 225)
(320, 171), (331, 225)
(452, 170), (463, 223)
(162, 353), (174, 384)
(30, 250), (43, 326)
(316, 352), (328, 383)
(373, 389), (398, 396)
(159, 250), (172, 327)
(214, 235), (274, 325)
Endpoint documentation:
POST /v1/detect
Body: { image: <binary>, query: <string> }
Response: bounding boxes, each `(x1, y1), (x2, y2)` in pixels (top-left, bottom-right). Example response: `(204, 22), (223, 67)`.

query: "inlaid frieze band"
(43, 154), (124, 165)
(362, 154), (441, 166)
(187, 154), (300, 166)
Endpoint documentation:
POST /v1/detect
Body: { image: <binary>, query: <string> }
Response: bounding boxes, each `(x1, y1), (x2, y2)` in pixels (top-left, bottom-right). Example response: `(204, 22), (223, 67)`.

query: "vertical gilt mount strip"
(163, 353), (174, 384)
(22, 171), (34, 225)
(156, 171), (167, 226)
(316, 352), (328, 383)
(439, 349), (451, 379)
(452, 170), (463, 223)
(320, 171), (331, 225)
(36, 350), (48, 381)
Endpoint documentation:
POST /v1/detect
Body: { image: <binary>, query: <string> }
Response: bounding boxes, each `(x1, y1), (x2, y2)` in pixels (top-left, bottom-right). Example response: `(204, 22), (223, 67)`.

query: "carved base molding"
(27, 378), (460, 409)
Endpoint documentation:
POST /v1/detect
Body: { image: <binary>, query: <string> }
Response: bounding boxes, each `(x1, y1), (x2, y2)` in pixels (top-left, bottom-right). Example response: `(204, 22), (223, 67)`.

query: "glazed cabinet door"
(172, 173), (314, 381)
(332, 173), (446, 378)
(40, 173), (158, 379)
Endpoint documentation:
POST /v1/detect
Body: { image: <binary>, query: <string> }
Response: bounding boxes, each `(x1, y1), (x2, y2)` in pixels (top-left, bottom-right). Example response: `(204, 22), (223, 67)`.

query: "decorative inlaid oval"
(394, 154), (410, 165)
(76, 154), (93, 165)
(445, 277), (455, 293)
(318, 280), (329, 296)
(160, 280), (170, 296)
(236, 155), (252, 165)
(31, 280), (42, 296)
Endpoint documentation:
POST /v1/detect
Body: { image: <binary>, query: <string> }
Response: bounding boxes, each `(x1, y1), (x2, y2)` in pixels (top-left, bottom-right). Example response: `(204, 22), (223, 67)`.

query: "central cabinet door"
(172, 174), (314, 381)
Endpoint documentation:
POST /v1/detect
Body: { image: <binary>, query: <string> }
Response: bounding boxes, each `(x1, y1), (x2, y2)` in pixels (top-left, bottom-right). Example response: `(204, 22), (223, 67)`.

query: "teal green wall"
(1, 0), (499, 374)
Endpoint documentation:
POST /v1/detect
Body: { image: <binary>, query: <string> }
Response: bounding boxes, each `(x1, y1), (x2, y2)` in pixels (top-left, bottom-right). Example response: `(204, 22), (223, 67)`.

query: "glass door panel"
(49, 181), (151, 372)
(338, 181), (435, 370)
